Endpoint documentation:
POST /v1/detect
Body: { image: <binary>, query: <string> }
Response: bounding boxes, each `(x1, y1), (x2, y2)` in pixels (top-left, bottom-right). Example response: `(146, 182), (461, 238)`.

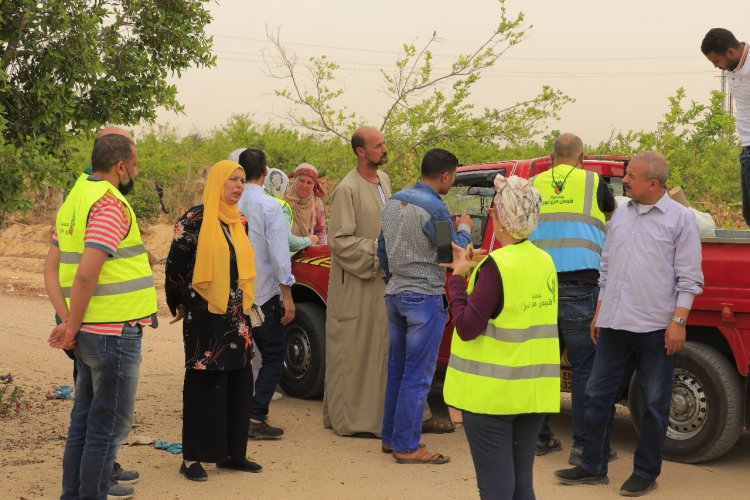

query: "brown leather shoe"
(421, 417), (456, 434)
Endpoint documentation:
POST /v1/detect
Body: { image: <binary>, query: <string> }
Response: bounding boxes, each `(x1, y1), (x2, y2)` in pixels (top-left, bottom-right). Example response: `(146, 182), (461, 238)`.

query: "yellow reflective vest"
(56, 174), (157, 324)
(443, 240), (560, 415)
(274, 197), (294, 228)
(529, 165), (606, 272)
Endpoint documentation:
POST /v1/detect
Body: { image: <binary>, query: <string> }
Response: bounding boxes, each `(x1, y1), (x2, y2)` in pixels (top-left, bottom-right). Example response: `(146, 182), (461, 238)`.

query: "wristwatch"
(672, 316), (687, 327)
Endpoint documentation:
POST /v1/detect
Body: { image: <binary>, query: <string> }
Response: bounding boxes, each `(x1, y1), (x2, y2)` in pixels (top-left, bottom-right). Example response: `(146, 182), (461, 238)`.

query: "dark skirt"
(182, 367), (253, 462)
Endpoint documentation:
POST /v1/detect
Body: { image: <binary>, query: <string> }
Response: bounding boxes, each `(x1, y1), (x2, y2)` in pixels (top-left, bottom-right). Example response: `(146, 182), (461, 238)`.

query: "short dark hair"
(237, 148), (266, 181)
(701, 28), (741, 55)
(421, 148), (459, 179)
(351, 130), (365, 154)
(91, 134), (135, 173)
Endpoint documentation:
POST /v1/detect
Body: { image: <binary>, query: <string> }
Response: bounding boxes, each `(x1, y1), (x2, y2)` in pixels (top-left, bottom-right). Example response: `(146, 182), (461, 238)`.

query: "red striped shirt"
(54, 189), (154, 336)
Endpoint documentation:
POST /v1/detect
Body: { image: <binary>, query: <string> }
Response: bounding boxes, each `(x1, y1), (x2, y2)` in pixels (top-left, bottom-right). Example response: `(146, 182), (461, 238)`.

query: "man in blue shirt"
(236, 148), (296, 439)
(377, 148), (472, 463)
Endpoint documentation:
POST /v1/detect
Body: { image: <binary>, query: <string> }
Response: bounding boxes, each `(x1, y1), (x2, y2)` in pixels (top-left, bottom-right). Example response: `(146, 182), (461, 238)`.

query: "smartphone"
(435, 220), (452, 264)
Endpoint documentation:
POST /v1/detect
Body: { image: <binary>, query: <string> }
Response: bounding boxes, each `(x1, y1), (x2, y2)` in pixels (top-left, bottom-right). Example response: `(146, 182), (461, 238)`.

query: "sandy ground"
(1, 222), (749, 499)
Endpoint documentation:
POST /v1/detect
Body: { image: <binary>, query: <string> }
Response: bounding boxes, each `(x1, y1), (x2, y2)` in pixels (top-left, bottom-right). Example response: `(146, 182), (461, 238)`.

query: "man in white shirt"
(702, 28), (750, 227)
(234, 148), (296, 439)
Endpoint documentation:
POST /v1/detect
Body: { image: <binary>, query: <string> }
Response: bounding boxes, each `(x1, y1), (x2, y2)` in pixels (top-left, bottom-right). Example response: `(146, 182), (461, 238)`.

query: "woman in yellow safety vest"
(443, 174), (560, 500)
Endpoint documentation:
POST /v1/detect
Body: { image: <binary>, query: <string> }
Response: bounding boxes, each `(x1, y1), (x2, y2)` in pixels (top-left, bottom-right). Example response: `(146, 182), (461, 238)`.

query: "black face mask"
(118, 169), (135, 196)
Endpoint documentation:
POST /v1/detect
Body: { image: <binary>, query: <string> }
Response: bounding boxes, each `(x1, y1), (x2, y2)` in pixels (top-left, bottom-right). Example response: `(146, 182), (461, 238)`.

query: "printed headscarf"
(288, 163), (324, 198)
(263, 168), (289, 199)
(492, 174), (542, 239)
(284, 163), (325, 238)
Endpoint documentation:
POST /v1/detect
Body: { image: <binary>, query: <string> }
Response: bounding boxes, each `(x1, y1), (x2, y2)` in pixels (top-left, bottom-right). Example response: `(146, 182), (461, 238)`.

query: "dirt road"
(1, 293), (749, 499)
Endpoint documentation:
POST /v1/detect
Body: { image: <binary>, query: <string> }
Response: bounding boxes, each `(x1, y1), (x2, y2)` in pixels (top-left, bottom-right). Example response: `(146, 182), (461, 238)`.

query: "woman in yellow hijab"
(165, 160), (262, 481)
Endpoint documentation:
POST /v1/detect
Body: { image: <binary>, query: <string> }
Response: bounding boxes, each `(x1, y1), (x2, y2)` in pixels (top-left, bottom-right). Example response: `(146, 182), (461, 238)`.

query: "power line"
(215, 54), (715, 78)
(213, 34), (701, 62)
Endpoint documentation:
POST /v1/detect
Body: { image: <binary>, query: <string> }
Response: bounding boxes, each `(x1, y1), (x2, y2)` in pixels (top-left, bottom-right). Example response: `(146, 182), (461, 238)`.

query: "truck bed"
(701, 229), (750, 244)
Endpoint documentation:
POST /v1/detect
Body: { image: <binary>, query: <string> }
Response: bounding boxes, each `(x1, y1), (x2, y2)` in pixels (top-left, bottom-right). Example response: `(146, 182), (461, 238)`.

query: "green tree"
(591, 88), (742, 227)
(266, 0), (572, 188)
(0, 0), (215, 220)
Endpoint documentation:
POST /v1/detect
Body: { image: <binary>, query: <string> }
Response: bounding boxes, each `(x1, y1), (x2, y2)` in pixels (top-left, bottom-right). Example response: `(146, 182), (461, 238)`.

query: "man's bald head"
(551, 133), (584, 167)
(351, 126), (388, 168)
(96, 126), (134, 144)
(351, 126), (380, 154)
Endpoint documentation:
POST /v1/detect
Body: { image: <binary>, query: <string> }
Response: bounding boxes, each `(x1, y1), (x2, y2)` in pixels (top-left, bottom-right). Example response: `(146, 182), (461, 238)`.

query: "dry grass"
(697, 195), (746, 229)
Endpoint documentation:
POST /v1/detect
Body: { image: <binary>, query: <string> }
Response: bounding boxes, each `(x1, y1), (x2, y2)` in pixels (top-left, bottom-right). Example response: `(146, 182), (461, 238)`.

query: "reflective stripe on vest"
(529, 167), (606, 272)
(59, 244), (147, 264)
(449, 354), (560, 380)
(56, 174), (157, 323)
(443, 241), (561, 415)
(61, 275), (156, 298)
(484, 323), (558, 343)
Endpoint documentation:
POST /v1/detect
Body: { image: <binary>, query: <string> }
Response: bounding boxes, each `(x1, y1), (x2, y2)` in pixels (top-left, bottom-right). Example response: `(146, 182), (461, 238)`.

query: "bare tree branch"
(264, 26), (350, 141)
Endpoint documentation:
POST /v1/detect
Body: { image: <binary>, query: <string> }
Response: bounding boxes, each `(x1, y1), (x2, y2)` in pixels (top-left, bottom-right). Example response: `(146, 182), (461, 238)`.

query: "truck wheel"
(280, 302), (326, 399)
(628, 342), (744, 463)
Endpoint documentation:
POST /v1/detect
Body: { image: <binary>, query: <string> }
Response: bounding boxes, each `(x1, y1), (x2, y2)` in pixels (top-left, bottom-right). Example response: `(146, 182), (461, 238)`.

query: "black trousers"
(182, 366), (253, 463)
(463, 411), (545, 500)
(250, 296), (285, 421)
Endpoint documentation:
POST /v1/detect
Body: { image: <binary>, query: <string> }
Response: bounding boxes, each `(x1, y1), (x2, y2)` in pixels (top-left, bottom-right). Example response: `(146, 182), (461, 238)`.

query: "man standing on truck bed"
(529, 133), (615, 463)
(554, 151), (703, 497)
(701, 28), (750, 227)
(377, 148), (472, 463)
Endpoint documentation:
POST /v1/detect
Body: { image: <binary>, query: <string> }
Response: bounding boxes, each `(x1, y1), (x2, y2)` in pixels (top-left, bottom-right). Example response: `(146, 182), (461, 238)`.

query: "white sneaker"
(272, 391), (283, 401)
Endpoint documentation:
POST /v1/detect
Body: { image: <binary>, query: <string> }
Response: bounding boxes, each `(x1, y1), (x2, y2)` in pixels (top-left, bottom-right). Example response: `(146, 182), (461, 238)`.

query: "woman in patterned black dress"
(166, 160), (262, 481)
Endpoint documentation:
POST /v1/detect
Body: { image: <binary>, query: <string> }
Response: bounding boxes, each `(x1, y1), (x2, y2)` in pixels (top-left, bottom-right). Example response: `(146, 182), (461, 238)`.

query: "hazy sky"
(153, 0), (750, 145)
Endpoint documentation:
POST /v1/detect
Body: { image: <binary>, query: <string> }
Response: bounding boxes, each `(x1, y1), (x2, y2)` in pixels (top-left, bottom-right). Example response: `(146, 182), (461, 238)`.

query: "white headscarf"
(264, 168), (289, 199)
(227, 148), (246, 163)
(493, 174), (542, 239)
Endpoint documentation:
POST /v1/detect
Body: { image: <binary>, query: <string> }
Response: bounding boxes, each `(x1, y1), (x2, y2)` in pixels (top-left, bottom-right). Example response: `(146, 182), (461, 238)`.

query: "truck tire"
(628, 341), (744, 463)
(280, 302), (326, 399)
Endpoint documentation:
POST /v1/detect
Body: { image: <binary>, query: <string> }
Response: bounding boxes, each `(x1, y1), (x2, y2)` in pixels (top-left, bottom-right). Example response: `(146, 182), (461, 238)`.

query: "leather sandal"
(421, 417), (456, 434)
(393, 448), (451, 465)
(381, 442), (425, 454)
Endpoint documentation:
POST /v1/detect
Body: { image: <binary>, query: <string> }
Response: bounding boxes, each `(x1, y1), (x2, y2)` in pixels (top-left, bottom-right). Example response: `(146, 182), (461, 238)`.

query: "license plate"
(560, 366), (572, 392)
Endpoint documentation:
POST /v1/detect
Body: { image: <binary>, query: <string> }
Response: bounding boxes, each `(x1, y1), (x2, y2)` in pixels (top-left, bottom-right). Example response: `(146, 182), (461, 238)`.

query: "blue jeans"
(580, 328), (675, 481)
(464, 412), (544, 500)
(740, 146), (750, 227)
(250, 296), (285, 421)
(61, 325), (142, 500)
(540, 282), (598, 447)
(382, 292), (447, 453)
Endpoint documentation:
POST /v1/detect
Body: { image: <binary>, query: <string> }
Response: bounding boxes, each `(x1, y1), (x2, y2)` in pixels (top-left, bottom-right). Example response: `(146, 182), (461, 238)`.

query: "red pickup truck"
(281, 155), (750, 464)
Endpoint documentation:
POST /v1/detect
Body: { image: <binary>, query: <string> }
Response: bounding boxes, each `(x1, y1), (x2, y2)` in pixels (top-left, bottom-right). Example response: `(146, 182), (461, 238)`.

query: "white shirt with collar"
(237, 183), (295, 306)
